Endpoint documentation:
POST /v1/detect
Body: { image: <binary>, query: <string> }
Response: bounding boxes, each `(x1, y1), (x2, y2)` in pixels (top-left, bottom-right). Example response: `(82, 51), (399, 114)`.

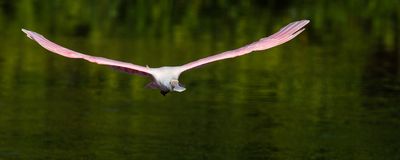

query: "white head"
(159, 79), (186, 96)
(170, 79), (186, 92)
(148, 66), (186, 96)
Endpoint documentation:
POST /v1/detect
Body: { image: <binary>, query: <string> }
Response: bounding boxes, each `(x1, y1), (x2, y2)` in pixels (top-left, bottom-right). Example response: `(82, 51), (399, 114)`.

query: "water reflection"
(1, 32), (399, 159)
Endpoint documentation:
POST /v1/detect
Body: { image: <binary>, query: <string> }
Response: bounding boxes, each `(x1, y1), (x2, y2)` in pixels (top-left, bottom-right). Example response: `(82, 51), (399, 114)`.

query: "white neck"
(148, 66), (184, 91)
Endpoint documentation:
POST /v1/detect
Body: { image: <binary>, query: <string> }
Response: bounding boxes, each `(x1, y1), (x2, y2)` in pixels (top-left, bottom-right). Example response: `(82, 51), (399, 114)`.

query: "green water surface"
(0, 1), (399, 159)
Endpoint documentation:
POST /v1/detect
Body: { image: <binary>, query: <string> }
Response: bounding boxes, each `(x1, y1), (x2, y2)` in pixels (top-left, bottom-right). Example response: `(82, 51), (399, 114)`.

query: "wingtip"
(293, 20), (310, 36)
(21, 28), (34, 39)
(295, 20), (310, 31)
(302, 19), (310, 24)
(21, 28), (29, 33)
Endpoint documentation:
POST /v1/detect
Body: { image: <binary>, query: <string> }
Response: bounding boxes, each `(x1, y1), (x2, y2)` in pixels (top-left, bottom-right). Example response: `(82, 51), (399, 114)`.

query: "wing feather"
(22, 29), (152, 76)
(179, 20), (310, 72)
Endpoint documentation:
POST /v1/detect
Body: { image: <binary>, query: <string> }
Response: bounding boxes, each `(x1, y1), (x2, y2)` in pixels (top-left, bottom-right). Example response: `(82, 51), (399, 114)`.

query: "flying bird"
(22, 20), (309, 95)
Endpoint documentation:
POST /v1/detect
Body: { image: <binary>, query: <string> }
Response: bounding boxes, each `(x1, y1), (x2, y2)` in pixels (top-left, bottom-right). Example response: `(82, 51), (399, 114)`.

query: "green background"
(0, 0), (399, 159)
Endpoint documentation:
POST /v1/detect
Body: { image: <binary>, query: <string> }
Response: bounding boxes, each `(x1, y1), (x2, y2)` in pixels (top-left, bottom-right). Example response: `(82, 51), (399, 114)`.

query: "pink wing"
(21, 29), (152, 77)
(180, 20), (310, 72)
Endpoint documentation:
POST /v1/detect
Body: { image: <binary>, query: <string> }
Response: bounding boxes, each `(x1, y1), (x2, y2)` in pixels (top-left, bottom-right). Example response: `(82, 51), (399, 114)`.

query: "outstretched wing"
(179, 20), (309, 72)
(21, 29), (152, 77)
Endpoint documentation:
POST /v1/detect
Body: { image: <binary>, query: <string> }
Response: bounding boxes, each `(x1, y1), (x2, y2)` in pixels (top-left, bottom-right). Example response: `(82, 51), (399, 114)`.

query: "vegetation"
(0, 0), (398, 49)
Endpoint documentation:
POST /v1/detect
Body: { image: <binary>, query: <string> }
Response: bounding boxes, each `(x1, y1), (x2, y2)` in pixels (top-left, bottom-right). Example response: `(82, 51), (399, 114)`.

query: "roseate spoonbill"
(22, 20), (309, 95)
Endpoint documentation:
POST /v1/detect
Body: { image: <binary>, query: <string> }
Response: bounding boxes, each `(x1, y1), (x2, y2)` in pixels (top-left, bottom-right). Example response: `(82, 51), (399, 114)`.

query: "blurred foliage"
(0, 0), (399, 51)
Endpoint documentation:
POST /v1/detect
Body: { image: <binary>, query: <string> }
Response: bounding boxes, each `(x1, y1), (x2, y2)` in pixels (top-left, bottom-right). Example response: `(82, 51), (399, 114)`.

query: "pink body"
(22, 20), (310, 95)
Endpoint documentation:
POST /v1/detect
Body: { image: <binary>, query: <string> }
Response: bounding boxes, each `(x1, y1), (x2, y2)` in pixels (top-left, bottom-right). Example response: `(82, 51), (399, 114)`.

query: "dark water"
(1, 1), (400, 160)
(1, 33), (399, 160)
